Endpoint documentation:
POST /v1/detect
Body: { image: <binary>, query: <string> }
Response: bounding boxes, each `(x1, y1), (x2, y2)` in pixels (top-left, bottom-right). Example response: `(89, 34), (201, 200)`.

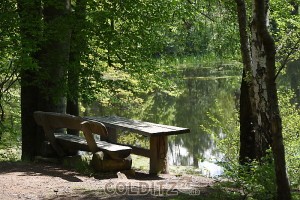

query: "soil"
(0, 162), (215, 200)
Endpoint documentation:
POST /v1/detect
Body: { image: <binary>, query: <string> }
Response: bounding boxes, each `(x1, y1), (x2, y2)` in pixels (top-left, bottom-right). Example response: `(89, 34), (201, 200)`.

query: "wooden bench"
(85, 116), (190, 174)
(34, 111), (132, 171)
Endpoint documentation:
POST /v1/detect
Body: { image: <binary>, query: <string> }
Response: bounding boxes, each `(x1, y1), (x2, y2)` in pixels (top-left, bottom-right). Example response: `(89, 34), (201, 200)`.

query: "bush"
(202, 88), (300, 199)
(220, 153), (276, 200)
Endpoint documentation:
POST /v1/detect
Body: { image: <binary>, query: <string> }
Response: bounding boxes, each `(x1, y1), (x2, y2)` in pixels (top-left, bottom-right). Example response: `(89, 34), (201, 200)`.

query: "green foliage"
(0, 0), (21, 161)
(0, 110), (21, 161)
(118, 132), (149, 149)
(278, 88), (300, 189)
(205, 87), (300, 198)
(78, 0), (183, 104)
(0, 0), (20, 125)
(73, 0), (242, 105)
(2, 0), (242, 108)
(220, 153), (276, 200)
(200, 99), (240, 162)
(163, 0), (240, 60)
(0, 147), (21, 162)
(0, 109), (21, 162)
(270, 0), (300, 67)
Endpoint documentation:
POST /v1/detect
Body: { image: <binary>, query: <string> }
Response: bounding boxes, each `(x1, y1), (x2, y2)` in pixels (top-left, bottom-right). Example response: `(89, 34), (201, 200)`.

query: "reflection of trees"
(173, 68), (220, 167)
(88, 66), (240, 167)
(139, 67), (240, 167)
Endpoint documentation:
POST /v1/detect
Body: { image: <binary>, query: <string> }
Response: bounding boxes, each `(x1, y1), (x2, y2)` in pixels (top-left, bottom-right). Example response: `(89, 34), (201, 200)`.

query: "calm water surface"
(86, 63), (242, 177)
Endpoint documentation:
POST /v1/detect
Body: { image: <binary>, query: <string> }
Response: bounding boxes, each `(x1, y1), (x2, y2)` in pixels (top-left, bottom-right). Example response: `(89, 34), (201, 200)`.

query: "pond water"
(86, 62), (242, 177)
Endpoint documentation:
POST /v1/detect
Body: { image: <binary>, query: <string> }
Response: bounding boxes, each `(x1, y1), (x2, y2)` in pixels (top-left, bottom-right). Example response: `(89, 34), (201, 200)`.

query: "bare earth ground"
(0, 162), (215, 200)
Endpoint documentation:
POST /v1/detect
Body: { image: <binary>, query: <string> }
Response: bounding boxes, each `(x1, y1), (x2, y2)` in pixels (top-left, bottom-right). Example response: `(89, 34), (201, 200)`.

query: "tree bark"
(67, 0), (87, 116)
(251, 0), (291, 199)
(250, 1), (272, 160)
(239, 70), (256, 164)
(18, 0), (72, 159)
(17, 0), (43, 161)
(235, 0), (291, 198)
(235, 0), (257, 164)
(39, 0), (71, 113)
(67, 0), (88, 136)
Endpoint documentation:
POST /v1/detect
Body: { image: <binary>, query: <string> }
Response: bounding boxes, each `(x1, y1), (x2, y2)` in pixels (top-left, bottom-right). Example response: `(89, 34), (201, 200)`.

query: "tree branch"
(275, 38), (300, 80)
(186, 0), (215, 22)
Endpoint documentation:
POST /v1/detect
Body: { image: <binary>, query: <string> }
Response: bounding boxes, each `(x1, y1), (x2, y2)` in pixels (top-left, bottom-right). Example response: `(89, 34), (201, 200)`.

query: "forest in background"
(0, 0), (300, 199)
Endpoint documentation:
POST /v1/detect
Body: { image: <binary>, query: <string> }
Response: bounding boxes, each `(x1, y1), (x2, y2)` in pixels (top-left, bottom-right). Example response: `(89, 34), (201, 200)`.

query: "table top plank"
(84, 116), (190, 137)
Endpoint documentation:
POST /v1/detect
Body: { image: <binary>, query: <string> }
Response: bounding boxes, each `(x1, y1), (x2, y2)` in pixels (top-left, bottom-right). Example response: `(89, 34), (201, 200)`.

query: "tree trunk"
(250, 2), (272, 160)
(67, 0), (88, 136)
(18, 0), (72, 159)
(39, 0), (71, 113)
(236, 0), (291, 198)
(239, 70), (256, 164)
(17, 0), (43, 161)
(235, 0), (257, 164)
(251, 0), (291, 199)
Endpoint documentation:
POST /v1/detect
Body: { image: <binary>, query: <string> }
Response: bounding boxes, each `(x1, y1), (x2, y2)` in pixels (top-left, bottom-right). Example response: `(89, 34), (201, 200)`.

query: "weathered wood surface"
(55, 133), (131, 159)
(85, 116), (190, 137)
(85, 116), (190, 174)
(150, 135), (168, 174)
(34, 111), (132, 159)
(91, 152), (132, 172)
(125, 144), (151, 158)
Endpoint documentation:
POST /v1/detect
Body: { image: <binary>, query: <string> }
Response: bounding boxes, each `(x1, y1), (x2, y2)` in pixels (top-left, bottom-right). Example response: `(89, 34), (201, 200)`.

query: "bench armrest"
(81, 120), (108, 153)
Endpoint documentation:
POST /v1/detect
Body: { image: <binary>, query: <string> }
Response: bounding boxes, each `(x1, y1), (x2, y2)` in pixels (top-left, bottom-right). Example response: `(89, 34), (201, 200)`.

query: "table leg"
(102, 127), (117, 143)
(149, 135), (169, 174)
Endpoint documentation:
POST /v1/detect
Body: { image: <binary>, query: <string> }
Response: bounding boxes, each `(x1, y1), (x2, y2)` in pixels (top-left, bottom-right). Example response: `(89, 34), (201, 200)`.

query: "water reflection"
(85, 64), (241, 175)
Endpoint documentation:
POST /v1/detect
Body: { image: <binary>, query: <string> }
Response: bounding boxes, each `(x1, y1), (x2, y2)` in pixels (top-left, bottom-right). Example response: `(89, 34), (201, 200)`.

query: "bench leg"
(149, 135), (169, 174)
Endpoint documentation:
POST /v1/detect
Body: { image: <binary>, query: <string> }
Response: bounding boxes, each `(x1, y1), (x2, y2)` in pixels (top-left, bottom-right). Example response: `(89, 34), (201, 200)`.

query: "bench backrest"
(34, 111), (108, 136)
(34, 111), (108, 155)
(34, 111), (83, 131)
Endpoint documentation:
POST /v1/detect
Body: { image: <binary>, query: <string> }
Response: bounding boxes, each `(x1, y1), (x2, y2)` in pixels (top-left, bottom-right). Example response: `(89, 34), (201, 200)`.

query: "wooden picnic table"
(85, 116), (190, 174)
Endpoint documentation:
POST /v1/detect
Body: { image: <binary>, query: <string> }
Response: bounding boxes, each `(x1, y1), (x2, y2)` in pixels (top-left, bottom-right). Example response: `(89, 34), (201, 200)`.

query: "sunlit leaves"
(270, 0), (300, 66)
(278, 88), (300, 188)
(0, 0), (21, 136)
(78, 0), (184, 104)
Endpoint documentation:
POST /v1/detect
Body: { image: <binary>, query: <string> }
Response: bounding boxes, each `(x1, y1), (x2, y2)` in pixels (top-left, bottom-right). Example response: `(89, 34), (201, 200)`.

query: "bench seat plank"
(85, 116), (190, 137)
(54, 133), (131, 159)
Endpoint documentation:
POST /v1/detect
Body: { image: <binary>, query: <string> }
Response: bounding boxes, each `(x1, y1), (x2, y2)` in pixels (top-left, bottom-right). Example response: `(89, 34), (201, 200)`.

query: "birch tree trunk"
(236, 0), (291, 198)
(251, 0), (291, 199)
(250, 0), (272, 160)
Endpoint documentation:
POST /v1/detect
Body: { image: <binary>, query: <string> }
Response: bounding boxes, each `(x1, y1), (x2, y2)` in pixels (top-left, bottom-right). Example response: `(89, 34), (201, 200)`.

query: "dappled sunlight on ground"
(0, 161), (215, 200)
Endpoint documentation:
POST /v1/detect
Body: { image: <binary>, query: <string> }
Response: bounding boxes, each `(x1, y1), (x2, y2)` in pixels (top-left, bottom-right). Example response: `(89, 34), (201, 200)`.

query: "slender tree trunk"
(251, 0), (291, 199)
(67, 0), (88, 135)
(239, 71), (257, 164)
(235, 0), (257, 164)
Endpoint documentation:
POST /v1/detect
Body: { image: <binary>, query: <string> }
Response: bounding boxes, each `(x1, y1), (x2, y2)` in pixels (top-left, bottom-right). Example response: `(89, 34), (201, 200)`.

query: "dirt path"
(0, 162), (215, 200)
